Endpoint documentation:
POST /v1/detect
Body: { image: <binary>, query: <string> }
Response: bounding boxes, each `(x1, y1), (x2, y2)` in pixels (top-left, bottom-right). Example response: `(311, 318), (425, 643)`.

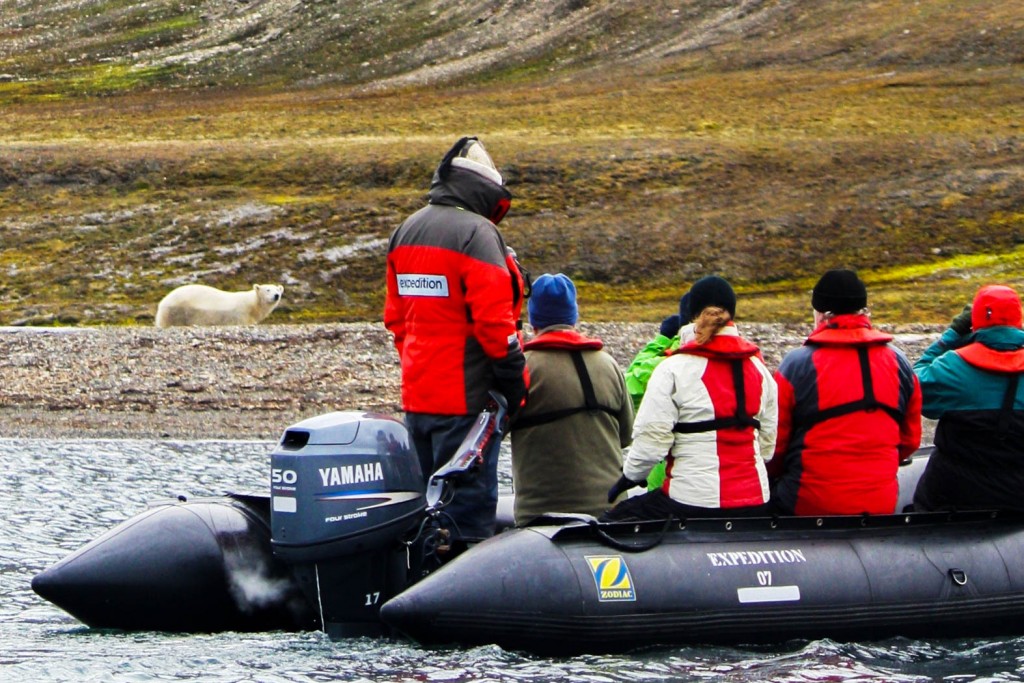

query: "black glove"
(949, 304), (973, 336)
(607, 474), (642, 504)
(499, 380), (527, 419)
(493, 345), (527, 418)
(659, 314), (681, 339)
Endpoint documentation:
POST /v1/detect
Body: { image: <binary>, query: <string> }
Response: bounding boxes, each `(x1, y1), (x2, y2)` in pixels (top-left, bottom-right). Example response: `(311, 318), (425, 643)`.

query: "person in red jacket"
(770, 269), (923, 516)
(384, 137), (528, 552)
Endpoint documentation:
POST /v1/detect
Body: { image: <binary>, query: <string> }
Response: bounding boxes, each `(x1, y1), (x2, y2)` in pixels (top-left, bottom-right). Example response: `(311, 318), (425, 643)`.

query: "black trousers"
(599, 489), (770, 522)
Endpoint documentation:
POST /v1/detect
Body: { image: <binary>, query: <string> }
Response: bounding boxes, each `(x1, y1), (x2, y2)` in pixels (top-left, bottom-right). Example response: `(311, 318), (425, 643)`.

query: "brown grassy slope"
(0, 0), (1022, 326)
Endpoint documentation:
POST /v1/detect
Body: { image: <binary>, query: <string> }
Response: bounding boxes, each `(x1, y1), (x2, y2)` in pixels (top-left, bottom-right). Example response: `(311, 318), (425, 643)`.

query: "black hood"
(427, 137), (512, 224)
(428, 165), (512, 224)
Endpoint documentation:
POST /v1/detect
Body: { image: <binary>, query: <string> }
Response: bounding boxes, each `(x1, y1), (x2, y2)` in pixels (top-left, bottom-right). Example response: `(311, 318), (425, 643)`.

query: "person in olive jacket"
(509, 273), (634, 526)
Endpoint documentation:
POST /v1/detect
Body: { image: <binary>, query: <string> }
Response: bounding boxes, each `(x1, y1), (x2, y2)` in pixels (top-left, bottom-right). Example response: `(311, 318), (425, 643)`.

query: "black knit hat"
(678, 292), (693, 323)
(812, 269), (867, 314)
(688, 275), (736, 319)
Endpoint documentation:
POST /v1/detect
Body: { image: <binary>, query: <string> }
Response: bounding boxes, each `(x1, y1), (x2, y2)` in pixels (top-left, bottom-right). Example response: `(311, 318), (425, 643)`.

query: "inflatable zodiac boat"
(31, 402), (1024, 654)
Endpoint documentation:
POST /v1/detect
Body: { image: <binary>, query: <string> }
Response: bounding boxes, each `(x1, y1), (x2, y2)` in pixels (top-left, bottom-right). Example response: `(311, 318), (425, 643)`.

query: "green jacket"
(625, 333), (682, 412)
(624, 326), (695, 491)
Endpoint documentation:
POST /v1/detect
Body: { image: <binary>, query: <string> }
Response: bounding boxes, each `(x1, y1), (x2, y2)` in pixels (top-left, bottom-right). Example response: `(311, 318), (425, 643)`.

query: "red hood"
(673, 325), (761, 360)
(523, 328), (603, 352)
(806, 314), (893, 346)
(972, 285), (1023, 331)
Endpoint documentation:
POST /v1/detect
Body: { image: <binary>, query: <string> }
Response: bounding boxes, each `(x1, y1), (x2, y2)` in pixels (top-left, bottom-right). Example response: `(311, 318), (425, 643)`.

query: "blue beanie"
(528, 273), (578, 330)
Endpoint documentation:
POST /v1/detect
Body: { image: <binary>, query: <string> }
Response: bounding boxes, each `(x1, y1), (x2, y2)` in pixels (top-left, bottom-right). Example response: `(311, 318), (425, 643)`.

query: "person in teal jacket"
(912, 284), (1024, 512)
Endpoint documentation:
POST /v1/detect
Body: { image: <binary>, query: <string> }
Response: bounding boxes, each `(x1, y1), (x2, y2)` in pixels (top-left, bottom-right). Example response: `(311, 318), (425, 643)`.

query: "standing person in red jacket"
(770, 269), (923, 516)
(384, 136), (529, 553)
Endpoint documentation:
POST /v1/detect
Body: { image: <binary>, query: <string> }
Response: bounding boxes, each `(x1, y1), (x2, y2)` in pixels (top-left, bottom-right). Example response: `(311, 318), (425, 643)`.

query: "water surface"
(3, 438), (1021, 682)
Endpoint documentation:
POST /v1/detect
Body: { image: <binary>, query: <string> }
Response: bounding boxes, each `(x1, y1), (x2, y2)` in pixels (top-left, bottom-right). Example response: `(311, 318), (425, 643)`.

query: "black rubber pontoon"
(30, 494), (314, 632)
(32, 403), (1024, 655)
(380, 509), (1024, 654)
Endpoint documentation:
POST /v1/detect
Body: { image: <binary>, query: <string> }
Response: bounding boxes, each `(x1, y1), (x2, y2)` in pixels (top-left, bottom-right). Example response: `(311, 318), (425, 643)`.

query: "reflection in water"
(2, 438), (1022, 682)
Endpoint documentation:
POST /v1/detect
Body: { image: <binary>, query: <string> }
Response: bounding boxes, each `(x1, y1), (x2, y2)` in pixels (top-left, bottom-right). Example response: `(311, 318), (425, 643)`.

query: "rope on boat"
(587, 516), (675, 553)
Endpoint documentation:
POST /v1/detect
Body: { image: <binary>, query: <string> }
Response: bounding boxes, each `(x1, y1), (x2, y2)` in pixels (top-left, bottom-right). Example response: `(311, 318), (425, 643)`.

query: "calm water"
(4, 436), (1024, 682)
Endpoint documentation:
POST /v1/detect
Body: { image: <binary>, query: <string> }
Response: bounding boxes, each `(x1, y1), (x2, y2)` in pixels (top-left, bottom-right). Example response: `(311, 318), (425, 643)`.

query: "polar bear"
(155, 284), (284, 328)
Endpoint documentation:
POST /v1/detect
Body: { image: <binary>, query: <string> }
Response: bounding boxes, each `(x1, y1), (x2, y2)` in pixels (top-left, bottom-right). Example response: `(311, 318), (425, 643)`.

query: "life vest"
(506, 248), (531, 331)
(794, 316), (904, 430)
(956, 342), (1024, 373)
(668, 330), (764, 434)
(671, 359), (762, 434)
(515, 331), (618, 429)
(796, 346), (904, 430)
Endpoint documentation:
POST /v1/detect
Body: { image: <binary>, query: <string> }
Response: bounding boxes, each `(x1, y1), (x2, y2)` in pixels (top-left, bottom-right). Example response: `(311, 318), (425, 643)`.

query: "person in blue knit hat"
(527, 273), (579, 331)
(510, 273), (634, 526)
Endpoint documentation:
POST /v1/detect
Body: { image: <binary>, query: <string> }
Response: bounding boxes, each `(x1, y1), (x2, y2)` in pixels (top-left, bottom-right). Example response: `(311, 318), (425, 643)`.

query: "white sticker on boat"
(737, 585), (801, 603)
(272, 496), (297, 513)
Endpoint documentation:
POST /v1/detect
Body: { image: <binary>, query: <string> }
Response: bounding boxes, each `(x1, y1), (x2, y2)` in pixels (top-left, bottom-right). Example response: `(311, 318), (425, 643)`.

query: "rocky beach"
(0, 321), (944, 442)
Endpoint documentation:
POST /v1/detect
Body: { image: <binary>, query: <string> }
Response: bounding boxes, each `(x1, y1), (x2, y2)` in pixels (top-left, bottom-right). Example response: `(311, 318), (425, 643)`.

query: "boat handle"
(949, 568), (968, 586)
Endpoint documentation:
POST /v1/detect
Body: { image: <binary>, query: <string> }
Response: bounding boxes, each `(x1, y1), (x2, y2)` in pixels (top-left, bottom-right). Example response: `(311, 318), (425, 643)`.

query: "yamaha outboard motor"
(32, 398), (508, 637)
(270, 411), (425, 638)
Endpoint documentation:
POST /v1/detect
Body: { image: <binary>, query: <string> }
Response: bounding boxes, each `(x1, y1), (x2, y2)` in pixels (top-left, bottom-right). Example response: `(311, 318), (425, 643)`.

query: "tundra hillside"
(0, 0), (1022, 327)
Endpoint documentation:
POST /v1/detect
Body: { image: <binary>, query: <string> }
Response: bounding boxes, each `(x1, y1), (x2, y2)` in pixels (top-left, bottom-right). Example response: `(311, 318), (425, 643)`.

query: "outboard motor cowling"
(270, 411), (425, 638)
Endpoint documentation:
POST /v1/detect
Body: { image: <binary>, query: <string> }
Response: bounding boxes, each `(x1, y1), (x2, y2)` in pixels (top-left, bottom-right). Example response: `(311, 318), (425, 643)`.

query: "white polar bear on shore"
(155, 284), (284, 328)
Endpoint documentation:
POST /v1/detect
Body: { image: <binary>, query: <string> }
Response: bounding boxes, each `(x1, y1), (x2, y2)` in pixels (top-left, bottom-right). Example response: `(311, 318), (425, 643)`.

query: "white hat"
(450, 138), (503, 185)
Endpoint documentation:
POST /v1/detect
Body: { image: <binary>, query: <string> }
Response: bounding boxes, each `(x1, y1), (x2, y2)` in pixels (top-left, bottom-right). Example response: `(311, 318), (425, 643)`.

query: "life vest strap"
(997, 373), (1020, 437)
(799, 347), (903, 429)
(513, 350), (619, 429)
(672, 360), (761, 434)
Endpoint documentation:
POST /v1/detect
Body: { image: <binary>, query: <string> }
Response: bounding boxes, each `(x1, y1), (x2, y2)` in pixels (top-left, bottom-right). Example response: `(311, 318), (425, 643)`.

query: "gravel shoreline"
(0, 322), (944, 442)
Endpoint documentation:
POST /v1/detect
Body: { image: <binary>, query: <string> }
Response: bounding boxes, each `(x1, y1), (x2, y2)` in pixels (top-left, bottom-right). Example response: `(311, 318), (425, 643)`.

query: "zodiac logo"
(585, 555), (636, 602)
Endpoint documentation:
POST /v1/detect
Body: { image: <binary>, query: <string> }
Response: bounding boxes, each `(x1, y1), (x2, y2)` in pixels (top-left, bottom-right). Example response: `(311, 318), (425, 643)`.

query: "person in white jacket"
(602, 275), (778, 521)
